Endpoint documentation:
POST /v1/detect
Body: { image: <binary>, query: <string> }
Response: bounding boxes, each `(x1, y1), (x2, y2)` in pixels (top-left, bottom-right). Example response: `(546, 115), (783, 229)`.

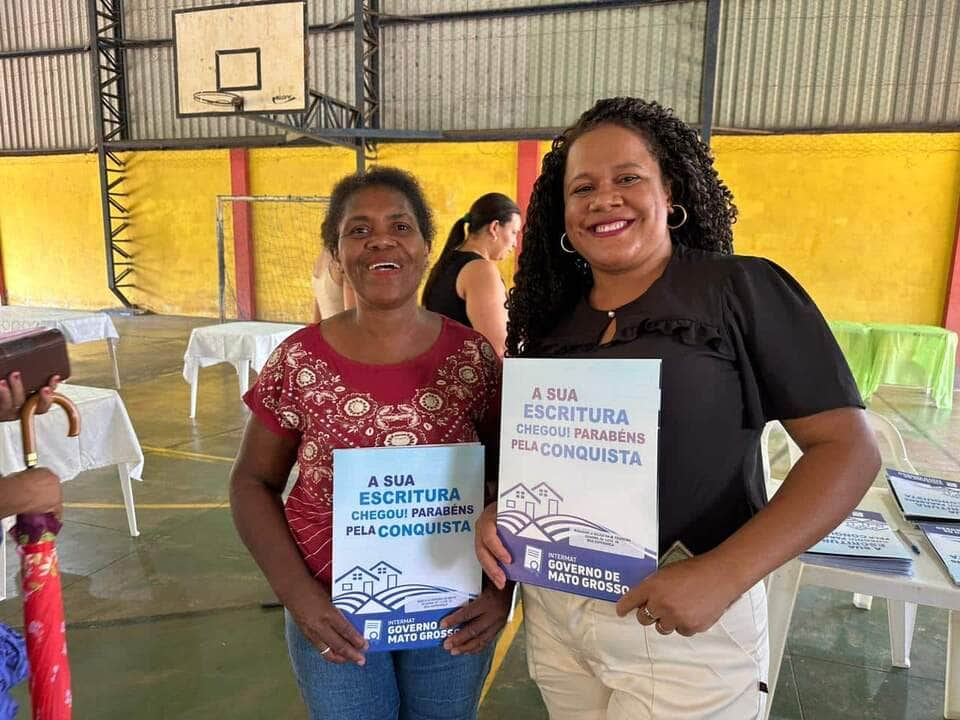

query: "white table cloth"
(182, 321), (304, 418)
(0, 306), (121, 387)
(0, 383), (143, 483)
(0, 306), (119, 344)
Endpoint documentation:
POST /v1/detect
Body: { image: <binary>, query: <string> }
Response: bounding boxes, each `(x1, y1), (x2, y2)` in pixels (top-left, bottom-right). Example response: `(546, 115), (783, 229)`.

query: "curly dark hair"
(321, 166), (435, 256)
(506, 97), (738, 356)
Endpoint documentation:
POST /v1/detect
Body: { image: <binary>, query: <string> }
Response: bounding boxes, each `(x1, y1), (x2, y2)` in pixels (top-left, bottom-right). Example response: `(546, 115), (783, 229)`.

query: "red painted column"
(515, 140), (540, 257)
(230, 148), (255, 320)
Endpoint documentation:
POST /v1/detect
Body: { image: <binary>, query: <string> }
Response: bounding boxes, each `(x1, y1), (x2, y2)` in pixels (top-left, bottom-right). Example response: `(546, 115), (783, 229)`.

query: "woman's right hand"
(287, 584), (369, 665)
(475, 502), (512, 590)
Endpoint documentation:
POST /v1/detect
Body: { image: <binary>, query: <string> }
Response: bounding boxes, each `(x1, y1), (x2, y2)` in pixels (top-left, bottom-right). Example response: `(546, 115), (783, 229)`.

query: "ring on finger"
(655, 620), (673, 635)
(319, 645), (332, 656)
(639, 606), (657, 622)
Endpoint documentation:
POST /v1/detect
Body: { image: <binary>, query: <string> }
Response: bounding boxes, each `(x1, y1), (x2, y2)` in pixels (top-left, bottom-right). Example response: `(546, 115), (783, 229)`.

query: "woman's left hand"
(615, 555), (743, 636)
(440, 583), (513, 655)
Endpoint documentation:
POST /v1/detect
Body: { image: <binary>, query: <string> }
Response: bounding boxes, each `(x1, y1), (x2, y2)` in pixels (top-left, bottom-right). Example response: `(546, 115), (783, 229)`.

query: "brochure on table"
(496, 357), (661, 602)
(331, 444), (483, 652)
(887, 468), (960, 522)
(802, 509), (913, 576)
(919, 522), (960, 586)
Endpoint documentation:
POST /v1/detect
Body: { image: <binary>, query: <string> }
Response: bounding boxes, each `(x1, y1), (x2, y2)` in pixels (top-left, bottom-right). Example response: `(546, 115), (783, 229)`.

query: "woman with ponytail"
(423, 193), (521, 355)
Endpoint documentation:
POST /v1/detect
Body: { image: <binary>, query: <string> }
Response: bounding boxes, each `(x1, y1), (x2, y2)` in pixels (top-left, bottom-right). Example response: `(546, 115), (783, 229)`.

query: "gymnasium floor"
(1, 314), (957, 719)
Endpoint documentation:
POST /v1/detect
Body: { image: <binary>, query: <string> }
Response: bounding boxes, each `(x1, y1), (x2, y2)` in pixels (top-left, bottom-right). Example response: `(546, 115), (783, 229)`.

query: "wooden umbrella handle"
(19, 393), (81, 469)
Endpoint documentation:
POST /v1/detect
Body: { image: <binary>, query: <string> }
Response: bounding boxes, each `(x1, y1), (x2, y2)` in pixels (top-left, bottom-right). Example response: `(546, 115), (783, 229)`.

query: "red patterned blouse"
(244, 318), (501, 587)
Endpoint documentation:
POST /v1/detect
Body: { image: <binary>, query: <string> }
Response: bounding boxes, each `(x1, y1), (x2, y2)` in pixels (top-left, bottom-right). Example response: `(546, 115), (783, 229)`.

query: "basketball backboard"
(173, 1), (307, 116)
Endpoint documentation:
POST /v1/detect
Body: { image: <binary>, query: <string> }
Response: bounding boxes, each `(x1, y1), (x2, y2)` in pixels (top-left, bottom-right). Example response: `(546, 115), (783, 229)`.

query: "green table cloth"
(828, 321), (957, 410)
(826, 321), (873, 394)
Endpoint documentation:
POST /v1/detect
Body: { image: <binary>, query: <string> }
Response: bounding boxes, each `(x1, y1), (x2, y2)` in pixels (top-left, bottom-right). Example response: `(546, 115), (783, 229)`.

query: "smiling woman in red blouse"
(230, 167), (510, 720)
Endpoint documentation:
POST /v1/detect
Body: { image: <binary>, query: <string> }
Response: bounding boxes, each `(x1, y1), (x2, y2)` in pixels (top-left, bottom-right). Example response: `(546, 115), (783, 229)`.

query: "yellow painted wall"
(375, 142), (518, 290)
(246, 146), (355, 323)
(713, 133), (960, 325)
(0, 154), (117, 310)
(124, 149), (231, 317)
(0, 133), (957, 326)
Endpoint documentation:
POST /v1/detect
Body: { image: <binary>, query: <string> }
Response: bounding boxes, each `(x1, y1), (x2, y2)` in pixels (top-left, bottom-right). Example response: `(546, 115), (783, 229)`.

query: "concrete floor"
(1, 314), (956, 719)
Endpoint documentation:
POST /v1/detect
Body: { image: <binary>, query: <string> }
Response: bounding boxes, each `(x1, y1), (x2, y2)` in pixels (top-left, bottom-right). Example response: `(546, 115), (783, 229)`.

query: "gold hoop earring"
(560, 233), (577, 254)
(667, 204), (688, 230)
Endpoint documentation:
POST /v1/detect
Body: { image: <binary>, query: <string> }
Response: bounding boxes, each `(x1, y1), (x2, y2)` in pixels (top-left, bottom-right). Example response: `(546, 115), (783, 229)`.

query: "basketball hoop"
(174, 3), (306, 116)
(193, 90), (244, 110)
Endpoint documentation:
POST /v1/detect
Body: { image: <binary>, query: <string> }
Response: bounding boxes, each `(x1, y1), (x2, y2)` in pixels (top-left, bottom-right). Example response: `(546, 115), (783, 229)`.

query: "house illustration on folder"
(500, 482), (563, 518)
(370, 561), (402, 589)
(335, 562), (404, 595)
(335, 566), (379, 595)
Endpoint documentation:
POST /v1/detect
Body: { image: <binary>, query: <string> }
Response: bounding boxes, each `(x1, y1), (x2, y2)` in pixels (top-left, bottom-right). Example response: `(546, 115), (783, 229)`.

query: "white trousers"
(522, 581), (770, 720)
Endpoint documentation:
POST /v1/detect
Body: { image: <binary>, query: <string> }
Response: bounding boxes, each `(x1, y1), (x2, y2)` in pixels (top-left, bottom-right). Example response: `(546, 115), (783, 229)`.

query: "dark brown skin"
(0, 372), (59, 422)
(0, 373), (62, 518)
(231, 186), (511, 666)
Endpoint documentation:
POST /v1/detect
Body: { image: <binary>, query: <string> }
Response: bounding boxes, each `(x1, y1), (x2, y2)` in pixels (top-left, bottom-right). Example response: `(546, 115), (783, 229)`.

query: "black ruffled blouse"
(525, 242), (863, 555)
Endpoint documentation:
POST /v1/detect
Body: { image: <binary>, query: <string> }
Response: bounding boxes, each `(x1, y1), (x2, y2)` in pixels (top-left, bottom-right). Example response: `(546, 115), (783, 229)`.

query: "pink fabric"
(245, 319), (501, 587)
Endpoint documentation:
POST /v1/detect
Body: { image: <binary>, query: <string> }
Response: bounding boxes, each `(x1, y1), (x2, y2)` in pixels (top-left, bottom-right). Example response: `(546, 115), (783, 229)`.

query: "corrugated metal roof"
(0, 53), (93, 150)
(715, 0), (960, 130)
(124, 0), (352, 41)
(308, 26), (355, 106)
(0, 0), (87, 52)
(384, 0), (592, 13)
(382, 1), (705, 131)
(2, 0), (959, 152)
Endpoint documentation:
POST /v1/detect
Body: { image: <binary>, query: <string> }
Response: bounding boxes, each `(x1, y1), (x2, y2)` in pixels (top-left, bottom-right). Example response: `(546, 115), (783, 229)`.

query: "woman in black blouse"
(476, 97), (880, 719)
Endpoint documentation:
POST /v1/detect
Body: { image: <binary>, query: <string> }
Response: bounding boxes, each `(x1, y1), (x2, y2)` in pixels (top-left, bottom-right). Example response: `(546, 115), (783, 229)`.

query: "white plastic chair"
(865, 409), (917, 475)
(761, 411), (919, 719)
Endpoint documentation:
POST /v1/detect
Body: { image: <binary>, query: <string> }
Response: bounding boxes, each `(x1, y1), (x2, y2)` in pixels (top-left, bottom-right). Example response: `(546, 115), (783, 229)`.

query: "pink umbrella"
(13, 393), (77, 719)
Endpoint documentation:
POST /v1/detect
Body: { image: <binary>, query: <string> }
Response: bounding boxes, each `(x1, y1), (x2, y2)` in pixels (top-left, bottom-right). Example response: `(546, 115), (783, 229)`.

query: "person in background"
(231, 167), (511, 720)
(475, 97), (880, 720)
(422, 193), (521, 356)
(311, 248), (356, 322)
(0, 373), (62, 518)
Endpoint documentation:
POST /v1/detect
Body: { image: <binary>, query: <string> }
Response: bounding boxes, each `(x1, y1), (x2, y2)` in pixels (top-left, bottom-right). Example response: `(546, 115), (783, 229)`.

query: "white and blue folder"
(332, 444), (484, 652)
(496, 357), (661, 602)
(887, 468), (960, 522)
(802, 509), (914, 576)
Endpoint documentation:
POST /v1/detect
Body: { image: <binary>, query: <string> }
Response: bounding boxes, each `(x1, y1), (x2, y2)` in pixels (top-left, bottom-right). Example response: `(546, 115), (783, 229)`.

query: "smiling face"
(562, 123), (673, 274)
(335, 186), (430, 310)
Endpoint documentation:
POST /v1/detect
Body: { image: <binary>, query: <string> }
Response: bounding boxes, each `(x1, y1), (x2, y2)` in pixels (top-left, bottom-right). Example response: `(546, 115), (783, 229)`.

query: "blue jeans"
(285, 611), (494, 720)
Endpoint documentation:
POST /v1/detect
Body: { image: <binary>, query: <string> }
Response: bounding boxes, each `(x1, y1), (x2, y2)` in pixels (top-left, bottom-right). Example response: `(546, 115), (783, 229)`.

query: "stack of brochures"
(887, 468), (960, 585)
(918, 523), (960, 585)
(887, 469), (960, 523)
(802, 509), (914, 576)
